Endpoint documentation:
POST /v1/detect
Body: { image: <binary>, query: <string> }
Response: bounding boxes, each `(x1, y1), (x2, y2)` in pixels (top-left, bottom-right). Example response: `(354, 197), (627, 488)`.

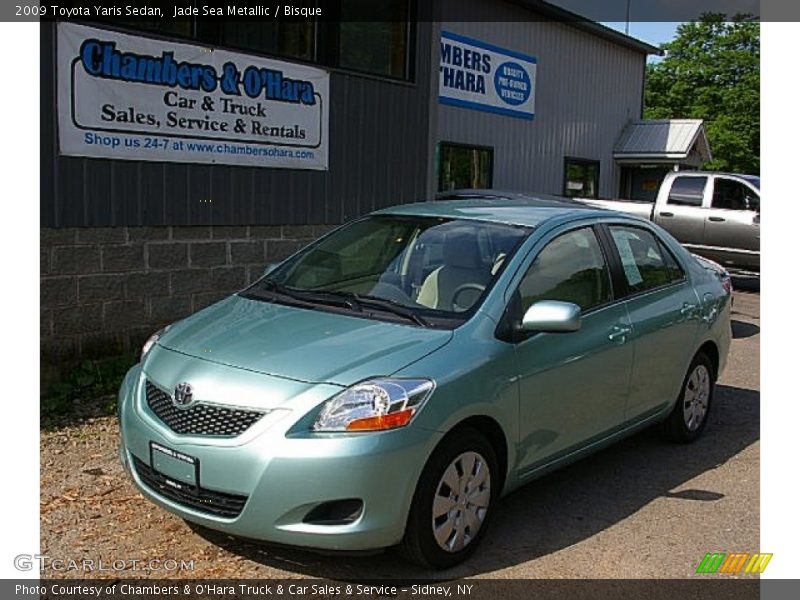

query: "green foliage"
(42, 354), (137, 424)
(644, 14), (759, 174)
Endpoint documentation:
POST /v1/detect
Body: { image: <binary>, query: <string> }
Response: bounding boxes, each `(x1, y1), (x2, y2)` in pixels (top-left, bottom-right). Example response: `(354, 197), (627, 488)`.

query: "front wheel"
(400, 428), (498, 569)
(662, 352), (715, 443)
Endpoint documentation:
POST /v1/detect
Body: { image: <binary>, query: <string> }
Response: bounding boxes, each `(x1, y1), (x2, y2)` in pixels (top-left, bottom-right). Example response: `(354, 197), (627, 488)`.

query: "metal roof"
(614, 119), (712, 163)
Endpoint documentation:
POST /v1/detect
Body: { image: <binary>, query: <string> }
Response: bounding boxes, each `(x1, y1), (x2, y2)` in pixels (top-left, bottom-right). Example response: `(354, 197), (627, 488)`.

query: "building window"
(563, 158), (599, 199)
(221, 22), (316, 62)
(99, 1), (413, 81)
(337, 1), (411, 79)
(438, 143), (494, 192)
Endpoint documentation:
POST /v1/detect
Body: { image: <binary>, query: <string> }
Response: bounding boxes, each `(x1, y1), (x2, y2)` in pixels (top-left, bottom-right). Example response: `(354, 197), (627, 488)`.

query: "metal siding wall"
(436, 0), (646, 198)
(40, 20), (434, 228)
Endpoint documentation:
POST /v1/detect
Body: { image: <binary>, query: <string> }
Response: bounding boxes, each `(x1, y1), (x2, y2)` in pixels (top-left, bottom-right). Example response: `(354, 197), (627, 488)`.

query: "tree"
(644, 14), (759, 174)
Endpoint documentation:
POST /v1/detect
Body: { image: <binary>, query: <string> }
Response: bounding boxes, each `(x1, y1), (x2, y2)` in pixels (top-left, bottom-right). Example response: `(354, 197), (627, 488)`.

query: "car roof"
(373, 190), (616, 229)
(667, 171), (759, 179)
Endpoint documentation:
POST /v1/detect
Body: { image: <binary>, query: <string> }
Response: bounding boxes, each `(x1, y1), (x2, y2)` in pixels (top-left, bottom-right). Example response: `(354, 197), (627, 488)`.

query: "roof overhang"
(508, 0), (663, 56)
(614, 119), (712, 165)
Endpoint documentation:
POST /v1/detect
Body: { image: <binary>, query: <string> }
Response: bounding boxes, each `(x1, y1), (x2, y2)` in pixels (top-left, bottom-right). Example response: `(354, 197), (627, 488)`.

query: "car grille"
(131, 455), (247, 518)
(145, 381), (265, 437)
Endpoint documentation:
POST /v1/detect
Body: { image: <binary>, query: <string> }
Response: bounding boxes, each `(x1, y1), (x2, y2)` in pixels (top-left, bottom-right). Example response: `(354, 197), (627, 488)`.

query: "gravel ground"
(40, 287), (760, 580)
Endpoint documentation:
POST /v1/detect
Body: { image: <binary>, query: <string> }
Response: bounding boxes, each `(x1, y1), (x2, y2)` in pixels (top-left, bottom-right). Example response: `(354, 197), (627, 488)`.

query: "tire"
(661, 352), (715, 443)
(400, 427), (499, 569)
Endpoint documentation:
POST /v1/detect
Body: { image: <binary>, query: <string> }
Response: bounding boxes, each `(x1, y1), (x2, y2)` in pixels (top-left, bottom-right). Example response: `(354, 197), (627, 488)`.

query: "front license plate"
(150, 442), (198, 489)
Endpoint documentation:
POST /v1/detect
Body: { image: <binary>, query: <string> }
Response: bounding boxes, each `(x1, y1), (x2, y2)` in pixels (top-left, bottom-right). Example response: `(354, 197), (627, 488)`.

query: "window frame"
(563, 157), (601, 199)
(711, 176), (761, 213)
(666, 175), (708, 208)
(79, 1), (416, 84)
(437, 141), (495, 192)
(598, 223), (688, 301)
(331, 0), (416, 82)
(502, 224), (617, 342)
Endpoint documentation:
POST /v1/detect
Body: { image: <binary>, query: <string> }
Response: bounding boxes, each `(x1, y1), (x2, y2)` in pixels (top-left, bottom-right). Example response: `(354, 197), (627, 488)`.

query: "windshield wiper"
(351, 294), (430, 327)
(254, 281), (428, 327)
(259, 279), (359, 310)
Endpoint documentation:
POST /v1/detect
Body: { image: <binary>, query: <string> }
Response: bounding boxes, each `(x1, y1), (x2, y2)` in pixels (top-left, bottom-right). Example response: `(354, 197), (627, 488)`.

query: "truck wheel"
(662, 352), (715, 443)
(400, 428), (498, 569)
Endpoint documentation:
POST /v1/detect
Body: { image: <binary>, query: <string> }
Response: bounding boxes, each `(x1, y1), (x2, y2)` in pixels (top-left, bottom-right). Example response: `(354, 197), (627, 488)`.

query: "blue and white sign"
(439, 31), (537, 120)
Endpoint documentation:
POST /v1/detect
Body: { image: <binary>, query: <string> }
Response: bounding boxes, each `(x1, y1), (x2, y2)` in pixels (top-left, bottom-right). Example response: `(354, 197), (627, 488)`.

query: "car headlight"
(140, 325), (171, 361)
(313, 378), (434, 432)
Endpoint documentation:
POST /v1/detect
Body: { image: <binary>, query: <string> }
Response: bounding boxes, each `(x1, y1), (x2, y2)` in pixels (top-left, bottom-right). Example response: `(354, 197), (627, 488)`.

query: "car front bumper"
(117, 365), (442, 551)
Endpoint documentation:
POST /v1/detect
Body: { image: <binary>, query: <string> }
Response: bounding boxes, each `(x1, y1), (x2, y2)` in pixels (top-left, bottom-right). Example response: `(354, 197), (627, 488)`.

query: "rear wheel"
(662, 352), (715, 443)
(400, 428), (498, 569)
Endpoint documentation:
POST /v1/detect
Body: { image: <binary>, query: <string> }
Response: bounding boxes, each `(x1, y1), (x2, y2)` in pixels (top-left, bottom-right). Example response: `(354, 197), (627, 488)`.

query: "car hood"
(156, 295), (453, 386)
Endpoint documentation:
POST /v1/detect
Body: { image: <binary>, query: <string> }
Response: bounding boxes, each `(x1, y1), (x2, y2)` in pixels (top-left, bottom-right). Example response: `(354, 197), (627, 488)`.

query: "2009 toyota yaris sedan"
(118, 196), (731, 568)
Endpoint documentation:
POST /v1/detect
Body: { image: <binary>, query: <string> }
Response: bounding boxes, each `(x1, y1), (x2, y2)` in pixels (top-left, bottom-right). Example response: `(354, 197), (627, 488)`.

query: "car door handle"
(608, 324), (633, 344)
(659, 211), (674, 217)
(708, 216), (726, 222)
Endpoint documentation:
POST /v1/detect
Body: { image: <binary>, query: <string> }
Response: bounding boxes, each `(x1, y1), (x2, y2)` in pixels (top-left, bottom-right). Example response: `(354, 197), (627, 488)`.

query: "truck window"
(712, 178), (753, 211)
(667, 176), (707, 207)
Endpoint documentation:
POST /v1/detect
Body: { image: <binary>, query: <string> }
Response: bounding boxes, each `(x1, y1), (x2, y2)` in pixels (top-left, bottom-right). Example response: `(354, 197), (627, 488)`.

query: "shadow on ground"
(732, 276), (759, 293)
(191, 384), (759, 580)
(732, 320), (760, 339)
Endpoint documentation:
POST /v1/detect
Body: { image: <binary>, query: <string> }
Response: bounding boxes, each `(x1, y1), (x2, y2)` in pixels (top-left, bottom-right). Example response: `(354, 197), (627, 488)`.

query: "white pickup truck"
(578, 171), (760, 273)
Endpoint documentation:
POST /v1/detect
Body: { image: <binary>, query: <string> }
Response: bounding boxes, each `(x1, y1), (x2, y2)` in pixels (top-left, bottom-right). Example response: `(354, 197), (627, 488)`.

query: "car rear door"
(601, 223), (703, 422)
(510, 224), (634, 474)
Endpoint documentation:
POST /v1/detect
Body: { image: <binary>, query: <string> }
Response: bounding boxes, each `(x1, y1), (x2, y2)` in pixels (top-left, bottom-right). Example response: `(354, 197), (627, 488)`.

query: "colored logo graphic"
(493, 61), (532, 106)
(696, 552), (772, 574)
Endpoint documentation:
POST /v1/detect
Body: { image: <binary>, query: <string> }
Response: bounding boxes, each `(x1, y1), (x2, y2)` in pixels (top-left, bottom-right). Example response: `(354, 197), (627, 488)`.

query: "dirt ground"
(40, 286), (760, 580)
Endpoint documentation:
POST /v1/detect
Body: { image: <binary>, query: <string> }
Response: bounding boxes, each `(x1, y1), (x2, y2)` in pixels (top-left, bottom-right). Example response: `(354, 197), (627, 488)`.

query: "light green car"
(118, 196), (731, 568)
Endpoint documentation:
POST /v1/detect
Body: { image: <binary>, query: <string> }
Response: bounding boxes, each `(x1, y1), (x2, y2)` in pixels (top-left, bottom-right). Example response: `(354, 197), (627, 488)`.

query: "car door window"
(667, 176), (707, 207)
(659, 241), (685, 282)
(712, 178), (753, 211)
(518, 227), (612, 312)
(608, 226), (672, 293)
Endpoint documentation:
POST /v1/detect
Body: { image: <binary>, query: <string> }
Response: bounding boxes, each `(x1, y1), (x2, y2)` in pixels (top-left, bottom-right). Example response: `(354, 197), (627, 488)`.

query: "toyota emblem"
(173, 382), (194, 408)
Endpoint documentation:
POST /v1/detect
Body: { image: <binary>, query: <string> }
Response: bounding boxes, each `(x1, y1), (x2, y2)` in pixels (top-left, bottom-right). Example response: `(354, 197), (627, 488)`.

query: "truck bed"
(575, 198), (654, 218)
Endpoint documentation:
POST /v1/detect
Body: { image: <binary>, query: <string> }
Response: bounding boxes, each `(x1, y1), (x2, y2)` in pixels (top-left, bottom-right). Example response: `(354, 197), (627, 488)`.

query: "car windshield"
(246, 215), (530, 326)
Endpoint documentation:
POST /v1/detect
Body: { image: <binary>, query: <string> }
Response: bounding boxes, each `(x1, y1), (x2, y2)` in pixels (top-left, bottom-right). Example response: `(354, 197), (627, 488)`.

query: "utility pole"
(625, 0), (631, 35)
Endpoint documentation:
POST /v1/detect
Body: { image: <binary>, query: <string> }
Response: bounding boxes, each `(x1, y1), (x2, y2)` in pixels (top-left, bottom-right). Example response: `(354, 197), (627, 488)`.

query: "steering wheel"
(369, 281), (415, 305)
(451, 283), (487, 312)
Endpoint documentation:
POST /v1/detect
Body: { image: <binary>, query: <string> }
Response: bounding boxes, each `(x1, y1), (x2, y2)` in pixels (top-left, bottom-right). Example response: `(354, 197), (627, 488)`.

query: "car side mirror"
(520, 300), (582, 333)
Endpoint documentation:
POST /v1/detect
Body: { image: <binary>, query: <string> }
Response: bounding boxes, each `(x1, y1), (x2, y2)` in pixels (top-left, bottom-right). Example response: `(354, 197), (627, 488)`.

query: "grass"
(41, 353), (138, 428)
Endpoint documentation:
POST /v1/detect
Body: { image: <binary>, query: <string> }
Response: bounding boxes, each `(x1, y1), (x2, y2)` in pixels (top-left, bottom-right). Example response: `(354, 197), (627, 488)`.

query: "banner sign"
(57, 23), (329, 169)
(439, 31), (537, 120)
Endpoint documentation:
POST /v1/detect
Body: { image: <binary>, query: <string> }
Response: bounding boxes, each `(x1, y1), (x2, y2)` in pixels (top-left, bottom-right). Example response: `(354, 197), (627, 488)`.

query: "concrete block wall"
(40, 224), (335, 382)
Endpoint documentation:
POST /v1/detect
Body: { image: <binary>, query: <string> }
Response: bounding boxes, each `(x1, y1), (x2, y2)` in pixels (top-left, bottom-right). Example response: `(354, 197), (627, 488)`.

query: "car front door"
(603, 224), (703, 422)
(511, 225), (634, 475)
(702, 176), (760, 270)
